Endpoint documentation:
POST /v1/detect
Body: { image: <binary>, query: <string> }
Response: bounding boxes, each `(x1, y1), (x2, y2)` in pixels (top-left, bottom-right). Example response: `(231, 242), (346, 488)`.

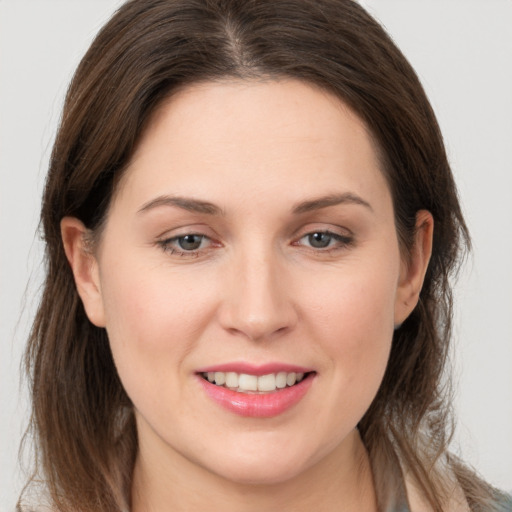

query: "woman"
(18, 0), (511, 511)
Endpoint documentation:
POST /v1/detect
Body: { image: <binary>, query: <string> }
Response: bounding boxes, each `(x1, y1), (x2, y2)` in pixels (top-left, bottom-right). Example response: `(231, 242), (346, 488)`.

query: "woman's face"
(69, 80), (424, 486)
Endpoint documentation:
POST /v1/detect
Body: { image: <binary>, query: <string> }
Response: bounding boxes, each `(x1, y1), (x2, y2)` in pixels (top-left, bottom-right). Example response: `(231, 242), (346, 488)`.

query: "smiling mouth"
(200, 371), (312, 394)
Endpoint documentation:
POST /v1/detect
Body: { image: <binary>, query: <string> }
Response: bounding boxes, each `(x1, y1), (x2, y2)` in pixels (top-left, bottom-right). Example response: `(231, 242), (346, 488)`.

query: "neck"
(131, 427), (378, 512)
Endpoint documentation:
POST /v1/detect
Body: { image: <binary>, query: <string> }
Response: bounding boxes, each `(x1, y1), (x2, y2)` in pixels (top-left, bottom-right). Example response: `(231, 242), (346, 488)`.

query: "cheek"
(300, 254), (399, 403)
(304, 261), (397, 348)
(98, 259), (218, 404)
(101, 257), (214, 339)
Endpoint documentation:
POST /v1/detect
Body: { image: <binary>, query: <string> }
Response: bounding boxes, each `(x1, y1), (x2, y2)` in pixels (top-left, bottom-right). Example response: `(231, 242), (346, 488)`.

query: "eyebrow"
(137, 191), (372, 216)
(292, 193), (373, 214)
(137, 195), (223, 215)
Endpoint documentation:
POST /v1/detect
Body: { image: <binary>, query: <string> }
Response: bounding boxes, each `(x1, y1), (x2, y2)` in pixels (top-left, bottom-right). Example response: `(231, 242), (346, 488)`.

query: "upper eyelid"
(161, 232), (210, 241)
(154, 222), (354, 245)
(292, 223), (354, 239)
(156, 223), (218, 240)
(294, 231), (353, 246)
(299, 231), (351, 239)
(159, 233), (213, 247)
(156, 233), (351, 258)
(156, 226), (353, 241)
(156, 234), (214, 258)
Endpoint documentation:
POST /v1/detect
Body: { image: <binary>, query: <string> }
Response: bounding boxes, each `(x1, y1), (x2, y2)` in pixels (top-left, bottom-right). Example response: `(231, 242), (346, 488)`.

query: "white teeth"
(204, 371), (309, 393)
(238, 374), (258, 391)
(214, 371), (225, 385)
(257, 373), (276, 392)
(275, 372), (287, 389)
(286, 372), (297, 386)
(225, 372), (239, 388)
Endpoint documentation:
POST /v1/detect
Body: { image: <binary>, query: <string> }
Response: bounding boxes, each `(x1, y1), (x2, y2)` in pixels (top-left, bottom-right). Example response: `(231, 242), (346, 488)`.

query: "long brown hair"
(21, 1), (506, 511)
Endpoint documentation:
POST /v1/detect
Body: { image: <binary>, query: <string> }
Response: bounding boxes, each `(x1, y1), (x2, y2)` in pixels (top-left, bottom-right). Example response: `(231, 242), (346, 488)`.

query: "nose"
(218, 247), (298, 342)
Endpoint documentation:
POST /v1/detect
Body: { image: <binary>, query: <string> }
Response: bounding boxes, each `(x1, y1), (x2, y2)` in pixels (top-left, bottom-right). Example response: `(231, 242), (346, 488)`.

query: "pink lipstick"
(196, 363), (315, 418)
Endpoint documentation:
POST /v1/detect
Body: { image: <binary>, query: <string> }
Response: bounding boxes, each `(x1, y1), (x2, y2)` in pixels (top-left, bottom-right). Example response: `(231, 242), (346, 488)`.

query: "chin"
(203, 449), (315, 486)
(217, 464), (303, 486)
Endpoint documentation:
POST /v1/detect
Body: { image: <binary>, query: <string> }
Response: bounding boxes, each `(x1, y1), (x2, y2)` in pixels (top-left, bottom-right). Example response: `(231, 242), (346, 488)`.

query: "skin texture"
(62, 79), (433, 512)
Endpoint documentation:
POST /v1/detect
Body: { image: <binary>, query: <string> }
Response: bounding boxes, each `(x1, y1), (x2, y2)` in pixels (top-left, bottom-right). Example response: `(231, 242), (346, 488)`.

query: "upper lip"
(195, 362), (314, 376)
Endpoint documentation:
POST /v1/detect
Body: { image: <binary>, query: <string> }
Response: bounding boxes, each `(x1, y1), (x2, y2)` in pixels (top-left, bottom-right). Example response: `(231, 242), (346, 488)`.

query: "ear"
(394, 210), (434, 326)
(61, 217), (106, 327)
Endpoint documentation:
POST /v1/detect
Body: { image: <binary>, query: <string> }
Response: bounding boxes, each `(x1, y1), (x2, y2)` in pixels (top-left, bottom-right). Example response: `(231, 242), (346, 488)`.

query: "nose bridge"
(219, 240), (296, 341)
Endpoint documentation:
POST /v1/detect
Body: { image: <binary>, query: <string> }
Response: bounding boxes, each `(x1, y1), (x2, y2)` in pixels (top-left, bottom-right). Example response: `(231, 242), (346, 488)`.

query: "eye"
(175, 234), (205, 251)
(157, 233), (213, 256)
(297, 231), (353, 251)
(306, 232), (334, 249)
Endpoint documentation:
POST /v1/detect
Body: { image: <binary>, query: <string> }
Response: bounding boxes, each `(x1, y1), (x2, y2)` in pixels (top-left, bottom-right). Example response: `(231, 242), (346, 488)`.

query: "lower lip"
(197, 373), (315, 418)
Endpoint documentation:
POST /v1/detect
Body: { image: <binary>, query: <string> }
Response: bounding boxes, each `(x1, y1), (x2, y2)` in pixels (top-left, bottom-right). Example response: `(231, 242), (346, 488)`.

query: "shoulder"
(16, 503), (54, 512)
(404, 471), (470, 512)
(16, 506), (53, 512)
(404, 471), (512, 512)
(497, 493), (512, 511)
(16, 484), (54, 512)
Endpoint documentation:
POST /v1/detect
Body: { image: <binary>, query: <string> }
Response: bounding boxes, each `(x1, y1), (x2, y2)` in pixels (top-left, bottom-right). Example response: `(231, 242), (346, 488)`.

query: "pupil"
(309, 232), (331, 248)
(178, 235), (202, 250)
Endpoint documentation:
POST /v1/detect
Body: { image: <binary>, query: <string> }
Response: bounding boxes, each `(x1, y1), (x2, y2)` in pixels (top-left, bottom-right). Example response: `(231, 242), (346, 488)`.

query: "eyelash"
(156, 230), (354, 258)
(294, 231), (354, 252)
(156, 234), (212, 257)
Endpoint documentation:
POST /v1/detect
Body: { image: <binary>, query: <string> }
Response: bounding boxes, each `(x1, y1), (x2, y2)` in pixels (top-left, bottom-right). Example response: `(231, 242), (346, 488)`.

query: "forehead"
(113, 79), (390, 214)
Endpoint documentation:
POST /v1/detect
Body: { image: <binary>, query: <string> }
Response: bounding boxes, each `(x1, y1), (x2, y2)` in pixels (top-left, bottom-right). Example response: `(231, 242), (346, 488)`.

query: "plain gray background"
(1, 1), (511, 509)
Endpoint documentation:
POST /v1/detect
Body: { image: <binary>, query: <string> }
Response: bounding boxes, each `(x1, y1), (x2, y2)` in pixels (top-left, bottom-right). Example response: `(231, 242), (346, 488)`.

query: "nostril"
(216, 267), (299, 341)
